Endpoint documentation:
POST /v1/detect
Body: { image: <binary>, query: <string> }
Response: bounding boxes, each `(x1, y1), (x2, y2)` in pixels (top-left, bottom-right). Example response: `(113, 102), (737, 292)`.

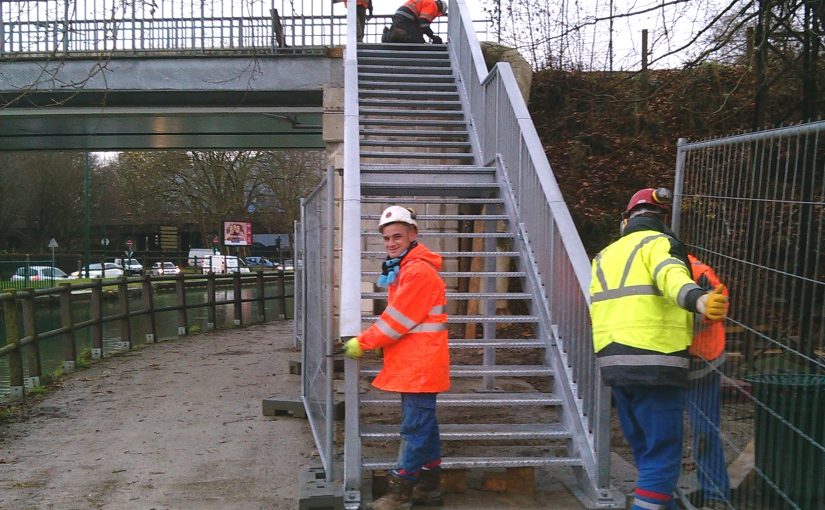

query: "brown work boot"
(367, 472), (414, 510)
(411, 467), (443, 506)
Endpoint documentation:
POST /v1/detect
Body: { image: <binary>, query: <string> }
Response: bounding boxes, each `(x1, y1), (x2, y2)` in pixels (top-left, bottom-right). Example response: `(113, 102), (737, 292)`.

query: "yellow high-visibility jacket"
(589, 216), (703, 387)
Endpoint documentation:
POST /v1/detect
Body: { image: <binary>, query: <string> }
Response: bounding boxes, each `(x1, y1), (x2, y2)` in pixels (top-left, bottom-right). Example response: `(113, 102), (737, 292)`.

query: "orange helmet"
(623, 187), (672, 218)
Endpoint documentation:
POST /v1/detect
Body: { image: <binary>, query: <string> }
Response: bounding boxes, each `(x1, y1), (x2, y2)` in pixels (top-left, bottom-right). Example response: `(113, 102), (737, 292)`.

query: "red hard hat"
(624, 187), (672, 217)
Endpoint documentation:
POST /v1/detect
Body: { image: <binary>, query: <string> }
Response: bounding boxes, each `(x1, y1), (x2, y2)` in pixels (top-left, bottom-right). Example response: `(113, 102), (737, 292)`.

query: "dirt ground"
(0, 321), (318, 510)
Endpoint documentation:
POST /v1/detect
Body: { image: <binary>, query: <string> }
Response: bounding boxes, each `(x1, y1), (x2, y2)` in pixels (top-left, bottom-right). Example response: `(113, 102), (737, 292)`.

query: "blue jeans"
(687, 369), (730, 503)
(394, 392), (440, 479)
(613, 385), (685, 510)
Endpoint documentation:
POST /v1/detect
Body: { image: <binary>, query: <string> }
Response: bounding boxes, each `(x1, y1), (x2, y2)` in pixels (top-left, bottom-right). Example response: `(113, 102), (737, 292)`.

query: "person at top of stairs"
(383, 0), (447, 44)
(343, 205), (450, 509)
(338, 0), (373, 42)
(588, 187), (729, 510)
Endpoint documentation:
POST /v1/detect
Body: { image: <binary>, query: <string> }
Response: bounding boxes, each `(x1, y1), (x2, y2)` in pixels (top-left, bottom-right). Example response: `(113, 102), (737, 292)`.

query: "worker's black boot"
(367, 472), (414, 510)
(411, 467), (443, 506)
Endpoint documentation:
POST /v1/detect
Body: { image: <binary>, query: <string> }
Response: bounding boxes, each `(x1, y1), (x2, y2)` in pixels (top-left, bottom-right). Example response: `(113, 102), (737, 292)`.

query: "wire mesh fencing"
(298, 165), (336, 481)
(673, 122), (825, 510)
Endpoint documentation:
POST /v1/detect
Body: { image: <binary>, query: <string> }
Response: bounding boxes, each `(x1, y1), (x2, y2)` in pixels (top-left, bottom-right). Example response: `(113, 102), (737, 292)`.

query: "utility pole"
(83, 153), (91, 278)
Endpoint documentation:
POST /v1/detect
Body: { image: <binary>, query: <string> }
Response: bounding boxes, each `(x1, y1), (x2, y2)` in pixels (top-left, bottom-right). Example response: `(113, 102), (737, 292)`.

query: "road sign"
(126, 239), (134, 248)
(48, 238), (59, 248)
(100, 237), (110, 247)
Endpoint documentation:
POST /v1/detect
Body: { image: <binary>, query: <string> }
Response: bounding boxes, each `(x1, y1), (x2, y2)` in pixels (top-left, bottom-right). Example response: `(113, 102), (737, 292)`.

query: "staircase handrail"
(448, 0), (613, 499)
(341, 0), (363, 504)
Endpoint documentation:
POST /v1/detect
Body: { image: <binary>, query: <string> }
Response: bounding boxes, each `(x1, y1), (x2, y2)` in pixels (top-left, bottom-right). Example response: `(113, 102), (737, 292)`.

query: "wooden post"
(233, 272), (242, 326)
(20, 289), (42, 387)
(142, 275), (157, 343)
(176, 272), (188, 335)
(3, 291), (24, 399)
(278, 270), (287, 320)
(256, 270), (266, 322)
(207, 272), (217, 330)
(90, 281), (103, 359)
(58, 284), (76, 373)
(118, 276), (131, 350)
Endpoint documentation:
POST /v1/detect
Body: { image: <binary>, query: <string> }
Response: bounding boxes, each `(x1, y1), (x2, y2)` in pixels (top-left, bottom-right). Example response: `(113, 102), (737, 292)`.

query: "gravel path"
(0, 321), (316, 510)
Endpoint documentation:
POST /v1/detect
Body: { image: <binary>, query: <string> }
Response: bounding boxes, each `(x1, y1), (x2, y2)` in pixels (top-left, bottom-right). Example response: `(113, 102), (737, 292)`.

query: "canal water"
(0, 281), (294, 400)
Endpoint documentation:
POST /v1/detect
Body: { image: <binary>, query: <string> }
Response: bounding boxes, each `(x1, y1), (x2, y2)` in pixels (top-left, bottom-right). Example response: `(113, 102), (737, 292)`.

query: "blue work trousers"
(687, 369), (731, 503)
(613, 385), (685, 510)
(394, 392), (440, 479)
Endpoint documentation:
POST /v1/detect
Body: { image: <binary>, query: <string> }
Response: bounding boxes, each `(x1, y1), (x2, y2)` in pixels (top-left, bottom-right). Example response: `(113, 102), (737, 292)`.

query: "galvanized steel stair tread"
(358, 58), (451, 67)
(359, 81), (458, 91)
(360, 197), (504, 205)
(361, 365), (552, 377)
(361, 231), (512, 238)
(361, 152), (474, 159)
(356, 42), (448, 50)
(362, 456), (582, 470)
(359, 118), (467, 127)
(360, 392), (561, 406)
(361, 290), (529, 299)
(361, 251), (520, 258)
(447, 339), (546, 349)
(359, 90), (459, 99)
(360, 141), (471, 149)
(361, 423), (571, 440)
(361, 164), (487, 172)
(360, 108), (464, 117)
(363, 314), (537, 324)
(360, 128), (468, 137)
(358, 73), (457, 83)
(359, 98), (462, 109)
(361, 271), (526, 278)
(357, 49), (450, 59)
(361, 214), (506, 221)
(358, 65), (454, 75)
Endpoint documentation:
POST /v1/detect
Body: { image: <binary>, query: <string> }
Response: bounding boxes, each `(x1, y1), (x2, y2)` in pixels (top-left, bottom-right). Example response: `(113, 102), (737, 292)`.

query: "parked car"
(282, 259), (295, 272)
(10, 266), (71, 282)
(150, 261), (181, 276)
(113, 257), (143, 276)
(246, 256), (277, 268)
(70, 263), (125, 279)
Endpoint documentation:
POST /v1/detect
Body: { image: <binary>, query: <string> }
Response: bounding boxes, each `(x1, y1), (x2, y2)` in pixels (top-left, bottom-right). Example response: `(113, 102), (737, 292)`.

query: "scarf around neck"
(377, 241), (417, 288)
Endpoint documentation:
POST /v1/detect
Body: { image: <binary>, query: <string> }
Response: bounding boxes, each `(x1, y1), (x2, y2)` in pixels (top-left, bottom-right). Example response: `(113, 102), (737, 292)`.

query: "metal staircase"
(352, 40), (589, 491)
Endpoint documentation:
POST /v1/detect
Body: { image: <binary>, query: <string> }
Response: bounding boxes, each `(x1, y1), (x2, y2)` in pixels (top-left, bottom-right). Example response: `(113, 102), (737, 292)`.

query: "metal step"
(360, 140), (471, 149)
(357, 42), (448, 52)
(363, 313), (536, 323)
(360, 128), (468, 138)
(360, 182), (499, 197)
(361, 213), (506, 221)
(360, 392), (561, 407)
(363, 456), (582, 470)
(361, 164), (487, 173)
(359, 65), (453, 75)
(358, 72), (456, 84)
(359, 118), (467, 127)
(360, 108), (464, 117)
(362, 365), (552, 378)
(360, 197), (504, 205)
(359, 98), (462, 109)
(359, 80), (458, 92)
(361, 290), (528, 299)
(358, 57), (451, 67)
(359, 90), (459, 100)
(362, 423), (570, 441)
(361, 151), (474, 160)
(361, 252), (519, 259)
(361, 231), (511, 238)
(447, 338), (546, 349)
(357, 49), (450, 60)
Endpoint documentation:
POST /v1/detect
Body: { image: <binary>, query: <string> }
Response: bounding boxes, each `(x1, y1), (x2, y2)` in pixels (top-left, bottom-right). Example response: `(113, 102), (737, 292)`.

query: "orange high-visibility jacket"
(342, 0), (372, 8)
(396, 0), (442, 29)
(358, 243), (450, 393)
(688, 254), (727, 361)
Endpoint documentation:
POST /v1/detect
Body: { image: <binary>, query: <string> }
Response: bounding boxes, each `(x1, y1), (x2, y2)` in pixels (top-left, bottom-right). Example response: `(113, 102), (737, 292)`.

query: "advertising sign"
(223, 221), (253, 246)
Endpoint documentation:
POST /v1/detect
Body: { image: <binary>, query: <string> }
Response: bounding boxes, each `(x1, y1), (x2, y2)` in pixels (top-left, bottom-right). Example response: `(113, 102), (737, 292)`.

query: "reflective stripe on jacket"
(589, 221), (702, 387)
(688, 254), (727, 362)
(358, 242), (450, 393)
(396, 0), (442, 30)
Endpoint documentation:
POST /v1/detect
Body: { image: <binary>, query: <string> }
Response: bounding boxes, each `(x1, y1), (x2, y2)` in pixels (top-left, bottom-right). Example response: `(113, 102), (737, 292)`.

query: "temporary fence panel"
(673, 122), (825, 510)
(299, 165), (336, 482)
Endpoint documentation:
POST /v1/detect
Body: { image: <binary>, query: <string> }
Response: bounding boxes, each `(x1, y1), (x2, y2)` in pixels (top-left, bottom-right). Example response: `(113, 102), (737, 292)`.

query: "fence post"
(118, 276), (131, 349)
(142, 275), (157, 343)
(2, 291), (24, 400)
(59, 284), (76, 373)
(20, 289), (42, 388)
(90, 280), (103, 359)
(278, 270), (287, 320)
(233, 272), (242, 326)
(256, 270), (266, 322)
(176, 272), (188, 335)
(207, 272), (216, 330)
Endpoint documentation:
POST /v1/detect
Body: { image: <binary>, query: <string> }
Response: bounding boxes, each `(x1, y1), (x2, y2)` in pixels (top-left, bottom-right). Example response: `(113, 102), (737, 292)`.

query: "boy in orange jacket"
(344, 205), (450, 510)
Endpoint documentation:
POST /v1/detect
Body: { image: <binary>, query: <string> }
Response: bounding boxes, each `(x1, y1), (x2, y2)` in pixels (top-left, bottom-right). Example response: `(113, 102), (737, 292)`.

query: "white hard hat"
(378, 206), (418, 231)
(436, 0), (447, 15)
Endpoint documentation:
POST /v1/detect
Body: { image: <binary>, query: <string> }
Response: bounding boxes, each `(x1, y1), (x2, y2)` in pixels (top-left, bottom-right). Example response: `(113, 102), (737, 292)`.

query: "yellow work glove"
(343, 337), (364, 359)
(696, 285), (728, 321)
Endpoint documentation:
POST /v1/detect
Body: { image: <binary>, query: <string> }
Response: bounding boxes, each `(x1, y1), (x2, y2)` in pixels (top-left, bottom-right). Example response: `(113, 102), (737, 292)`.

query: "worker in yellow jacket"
(589, 188), (728, 510)
(344, 205), (449, 510)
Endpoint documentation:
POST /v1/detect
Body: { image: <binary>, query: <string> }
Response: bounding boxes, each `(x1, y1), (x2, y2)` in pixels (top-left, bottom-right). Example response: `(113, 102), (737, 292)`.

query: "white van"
(200, 255), (250, 274)
(188, 248), (216, 267)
